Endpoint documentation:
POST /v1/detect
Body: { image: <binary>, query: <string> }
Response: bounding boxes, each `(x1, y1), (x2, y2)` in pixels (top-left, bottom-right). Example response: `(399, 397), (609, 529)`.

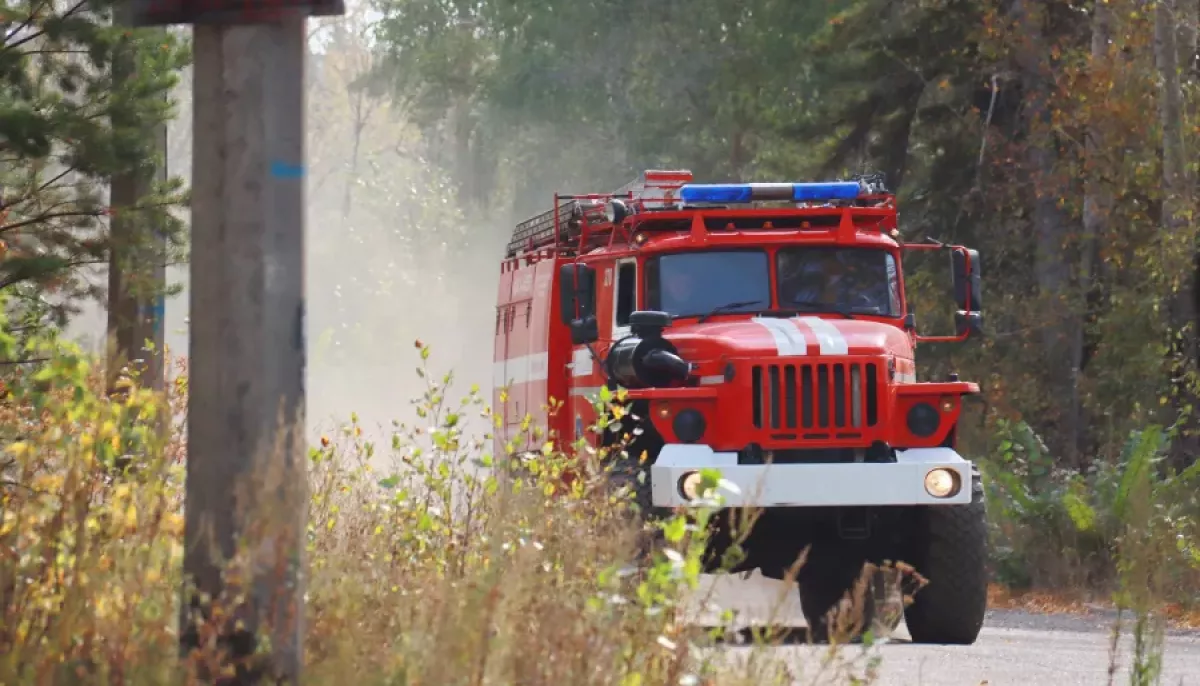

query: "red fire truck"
(493, 170), (987, 644)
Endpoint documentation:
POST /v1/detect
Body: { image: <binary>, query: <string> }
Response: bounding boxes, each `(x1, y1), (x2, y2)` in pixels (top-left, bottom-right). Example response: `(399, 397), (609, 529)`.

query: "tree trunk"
(1155, 0), (1200, 468)
(1010, 0), (1085, 466)
(451, 95), (476, 208)
(1077, 0), (1114, 458)
(341, 89), (366, 221)
(878, 79), (924, 193)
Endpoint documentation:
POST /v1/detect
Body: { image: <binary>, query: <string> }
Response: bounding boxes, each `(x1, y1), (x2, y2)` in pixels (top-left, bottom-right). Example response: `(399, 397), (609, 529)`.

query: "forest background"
(3, 0), (1200, 676)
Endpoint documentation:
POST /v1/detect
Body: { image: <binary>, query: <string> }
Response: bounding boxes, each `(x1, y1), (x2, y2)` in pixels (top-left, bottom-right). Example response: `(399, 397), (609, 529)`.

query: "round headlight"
(924, 468), (961, 498)
(906, 402), (940, 438)
(672, 409), (706, 444)
(678, 470), (704, 500)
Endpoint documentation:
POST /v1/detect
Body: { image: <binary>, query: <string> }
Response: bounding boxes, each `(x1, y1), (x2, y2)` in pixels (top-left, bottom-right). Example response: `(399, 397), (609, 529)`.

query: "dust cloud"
(63, 27), (510, 458)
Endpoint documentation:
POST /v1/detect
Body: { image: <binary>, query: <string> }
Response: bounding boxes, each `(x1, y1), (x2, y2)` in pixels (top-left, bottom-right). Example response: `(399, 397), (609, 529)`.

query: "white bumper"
(649, 445), (975, 508)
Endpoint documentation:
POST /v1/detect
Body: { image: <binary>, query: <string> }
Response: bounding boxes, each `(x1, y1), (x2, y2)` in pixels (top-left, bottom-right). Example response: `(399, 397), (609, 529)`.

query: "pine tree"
(0, 0), (190, 332)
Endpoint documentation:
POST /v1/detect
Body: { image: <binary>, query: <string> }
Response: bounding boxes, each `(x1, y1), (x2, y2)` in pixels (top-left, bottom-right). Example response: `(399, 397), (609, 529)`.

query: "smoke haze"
(63, 18), (510, 453)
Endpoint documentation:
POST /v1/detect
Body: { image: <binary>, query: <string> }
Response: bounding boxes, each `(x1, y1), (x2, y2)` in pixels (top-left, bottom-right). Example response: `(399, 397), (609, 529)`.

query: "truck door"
(569, 257), (637, 445)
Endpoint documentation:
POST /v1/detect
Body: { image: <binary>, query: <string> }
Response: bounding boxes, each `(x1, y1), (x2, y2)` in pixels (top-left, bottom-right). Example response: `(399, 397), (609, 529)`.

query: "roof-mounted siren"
(677, 181), (868, 206)
(611, 169), (694, 218)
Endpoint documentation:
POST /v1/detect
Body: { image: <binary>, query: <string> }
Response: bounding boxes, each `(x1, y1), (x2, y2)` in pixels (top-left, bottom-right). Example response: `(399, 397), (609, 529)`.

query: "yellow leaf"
(163, 513), (185, 536)
(0, 511), (16, 537)
(32, 473), (64, 491)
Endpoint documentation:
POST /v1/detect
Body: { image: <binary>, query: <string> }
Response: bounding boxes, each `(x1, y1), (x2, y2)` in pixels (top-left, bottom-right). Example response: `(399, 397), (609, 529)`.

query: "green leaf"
(662, 516), (687, 543)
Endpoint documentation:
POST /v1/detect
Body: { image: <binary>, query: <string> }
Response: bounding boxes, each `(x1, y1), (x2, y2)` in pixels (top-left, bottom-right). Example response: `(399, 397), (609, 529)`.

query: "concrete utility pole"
(107, 6), (168, 392)
(125, 1), (343, 681)
(180, 14), (309, 683)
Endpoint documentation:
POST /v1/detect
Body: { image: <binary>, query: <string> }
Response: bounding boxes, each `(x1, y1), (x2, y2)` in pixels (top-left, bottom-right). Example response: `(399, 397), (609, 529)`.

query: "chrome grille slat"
(750, 362), (879, 432)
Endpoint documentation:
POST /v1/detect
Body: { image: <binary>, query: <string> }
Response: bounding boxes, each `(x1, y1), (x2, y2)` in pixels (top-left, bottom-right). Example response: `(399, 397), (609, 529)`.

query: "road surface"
(688, 572), (1200, 685)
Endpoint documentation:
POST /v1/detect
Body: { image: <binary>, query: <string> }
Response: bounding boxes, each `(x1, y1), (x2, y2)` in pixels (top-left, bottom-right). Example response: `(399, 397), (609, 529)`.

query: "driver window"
(615, 261), (637, 327)
(885, 253), (902, 314)
(776, 247), (899, 316)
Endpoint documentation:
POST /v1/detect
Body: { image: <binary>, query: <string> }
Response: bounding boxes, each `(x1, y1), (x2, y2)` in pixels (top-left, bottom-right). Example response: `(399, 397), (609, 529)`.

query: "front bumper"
(649, 445), (974, 508)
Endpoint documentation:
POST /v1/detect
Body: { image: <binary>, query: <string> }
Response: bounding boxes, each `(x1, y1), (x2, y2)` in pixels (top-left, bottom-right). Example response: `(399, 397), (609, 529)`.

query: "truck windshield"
(646, 249), (770, 318)
(776, 246), (902, 316)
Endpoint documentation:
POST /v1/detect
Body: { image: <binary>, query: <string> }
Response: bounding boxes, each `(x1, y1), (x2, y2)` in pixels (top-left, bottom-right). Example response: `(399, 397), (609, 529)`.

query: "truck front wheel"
(902, 487), (989, 645)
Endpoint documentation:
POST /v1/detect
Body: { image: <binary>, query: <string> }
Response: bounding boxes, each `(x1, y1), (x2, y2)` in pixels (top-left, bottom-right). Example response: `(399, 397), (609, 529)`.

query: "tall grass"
(6, 300), (1193, 684)
(982, 417), (1200, 685)
(0, 308), (886, 684)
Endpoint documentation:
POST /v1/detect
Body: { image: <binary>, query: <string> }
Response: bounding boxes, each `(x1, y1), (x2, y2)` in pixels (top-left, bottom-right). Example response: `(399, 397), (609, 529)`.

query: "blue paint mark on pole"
(270, 161), (305, 179)
(152, 296), (165, 337)
(142, 298), (165, 333)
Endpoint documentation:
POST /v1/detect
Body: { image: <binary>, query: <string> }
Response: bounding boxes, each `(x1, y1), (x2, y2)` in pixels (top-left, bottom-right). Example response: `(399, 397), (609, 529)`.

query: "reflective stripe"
(751, 317), (808, 356)
(698, 375), (724, 385)
(493, 352), (549, 387)
(793, 316), (849, 355)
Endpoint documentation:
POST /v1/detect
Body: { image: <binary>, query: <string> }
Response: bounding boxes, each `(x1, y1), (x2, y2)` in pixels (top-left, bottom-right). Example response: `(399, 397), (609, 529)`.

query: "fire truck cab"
(493, 170), (987, 644)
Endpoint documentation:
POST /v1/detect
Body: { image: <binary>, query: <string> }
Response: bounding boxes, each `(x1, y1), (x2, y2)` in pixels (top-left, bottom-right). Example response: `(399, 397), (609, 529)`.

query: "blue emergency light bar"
(678, 181), (865, 205)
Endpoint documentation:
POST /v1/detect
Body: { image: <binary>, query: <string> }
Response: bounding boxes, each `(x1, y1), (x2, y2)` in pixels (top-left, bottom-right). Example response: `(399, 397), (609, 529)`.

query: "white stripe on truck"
(794, 316), (849, 355)
(751, 317), (808, 356)
(493, 352), (549, 388)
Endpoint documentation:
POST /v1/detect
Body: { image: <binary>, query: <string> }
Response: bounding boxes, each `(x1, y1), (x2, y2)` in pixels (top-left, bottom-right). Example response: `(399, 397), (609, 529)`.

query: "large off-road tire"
(903, 486), (989, 645)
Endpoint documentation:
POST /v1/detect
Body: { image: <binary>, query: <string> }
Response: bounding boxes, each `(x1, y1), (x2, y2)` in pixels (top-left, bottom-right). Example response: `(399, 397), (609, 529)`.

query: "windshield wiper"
(696, 299), (765, 323)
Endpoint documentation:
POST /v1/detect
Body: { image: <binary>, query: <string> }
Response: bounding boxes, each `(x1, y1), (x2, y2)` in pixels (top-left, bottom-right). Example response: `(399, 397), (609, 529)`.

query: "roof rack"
(504, 170), (693, 257)
(503, 170), (895, 258)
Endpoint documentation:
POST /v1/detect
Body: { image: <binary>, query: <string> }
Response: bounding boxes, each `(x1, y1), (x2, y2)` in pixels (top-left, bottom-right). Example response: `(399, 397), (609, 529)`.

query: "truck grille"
(750, 362), (880, 432)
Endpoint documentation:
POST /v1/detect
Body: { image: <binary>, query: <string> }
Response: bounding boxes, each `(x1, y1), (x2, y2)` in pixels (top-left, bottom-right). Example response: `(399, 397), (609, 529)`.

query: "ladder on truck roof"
(504, 170), (693, 258)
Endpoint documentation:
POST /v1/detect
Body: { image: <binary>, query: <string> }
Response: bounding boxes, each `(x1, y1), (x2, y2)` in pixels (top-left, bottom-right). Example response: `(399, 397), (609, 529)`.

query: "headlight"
(924, 468), (961, 498)
(678, 470), (704, 500)
(906, 402), (940, 438)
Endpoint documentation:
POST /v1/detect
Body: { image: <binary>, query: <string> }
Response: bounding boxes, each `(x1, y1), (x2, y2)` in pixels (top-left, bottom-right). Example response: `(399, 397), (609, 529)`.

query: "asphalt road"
(687, 573), (1200, 685)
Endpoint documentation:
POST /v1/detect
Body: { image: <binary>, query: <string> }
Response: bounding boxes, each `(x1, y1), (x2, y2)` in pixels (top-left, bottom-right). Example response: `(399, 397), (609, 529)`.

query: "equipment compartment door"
(493, 265), (515, 458)
(500, 261), (550, 453)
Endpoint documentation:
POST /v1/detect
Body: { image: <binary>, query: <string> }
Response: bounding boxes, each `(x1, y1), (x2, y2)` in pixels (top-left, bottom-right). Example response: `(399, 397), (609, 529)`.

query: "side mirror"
(559, 263), (599, 344)
(951, 248), (982, 313)
(558, 263), (596, 323)
(902, 243), (984, 343)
